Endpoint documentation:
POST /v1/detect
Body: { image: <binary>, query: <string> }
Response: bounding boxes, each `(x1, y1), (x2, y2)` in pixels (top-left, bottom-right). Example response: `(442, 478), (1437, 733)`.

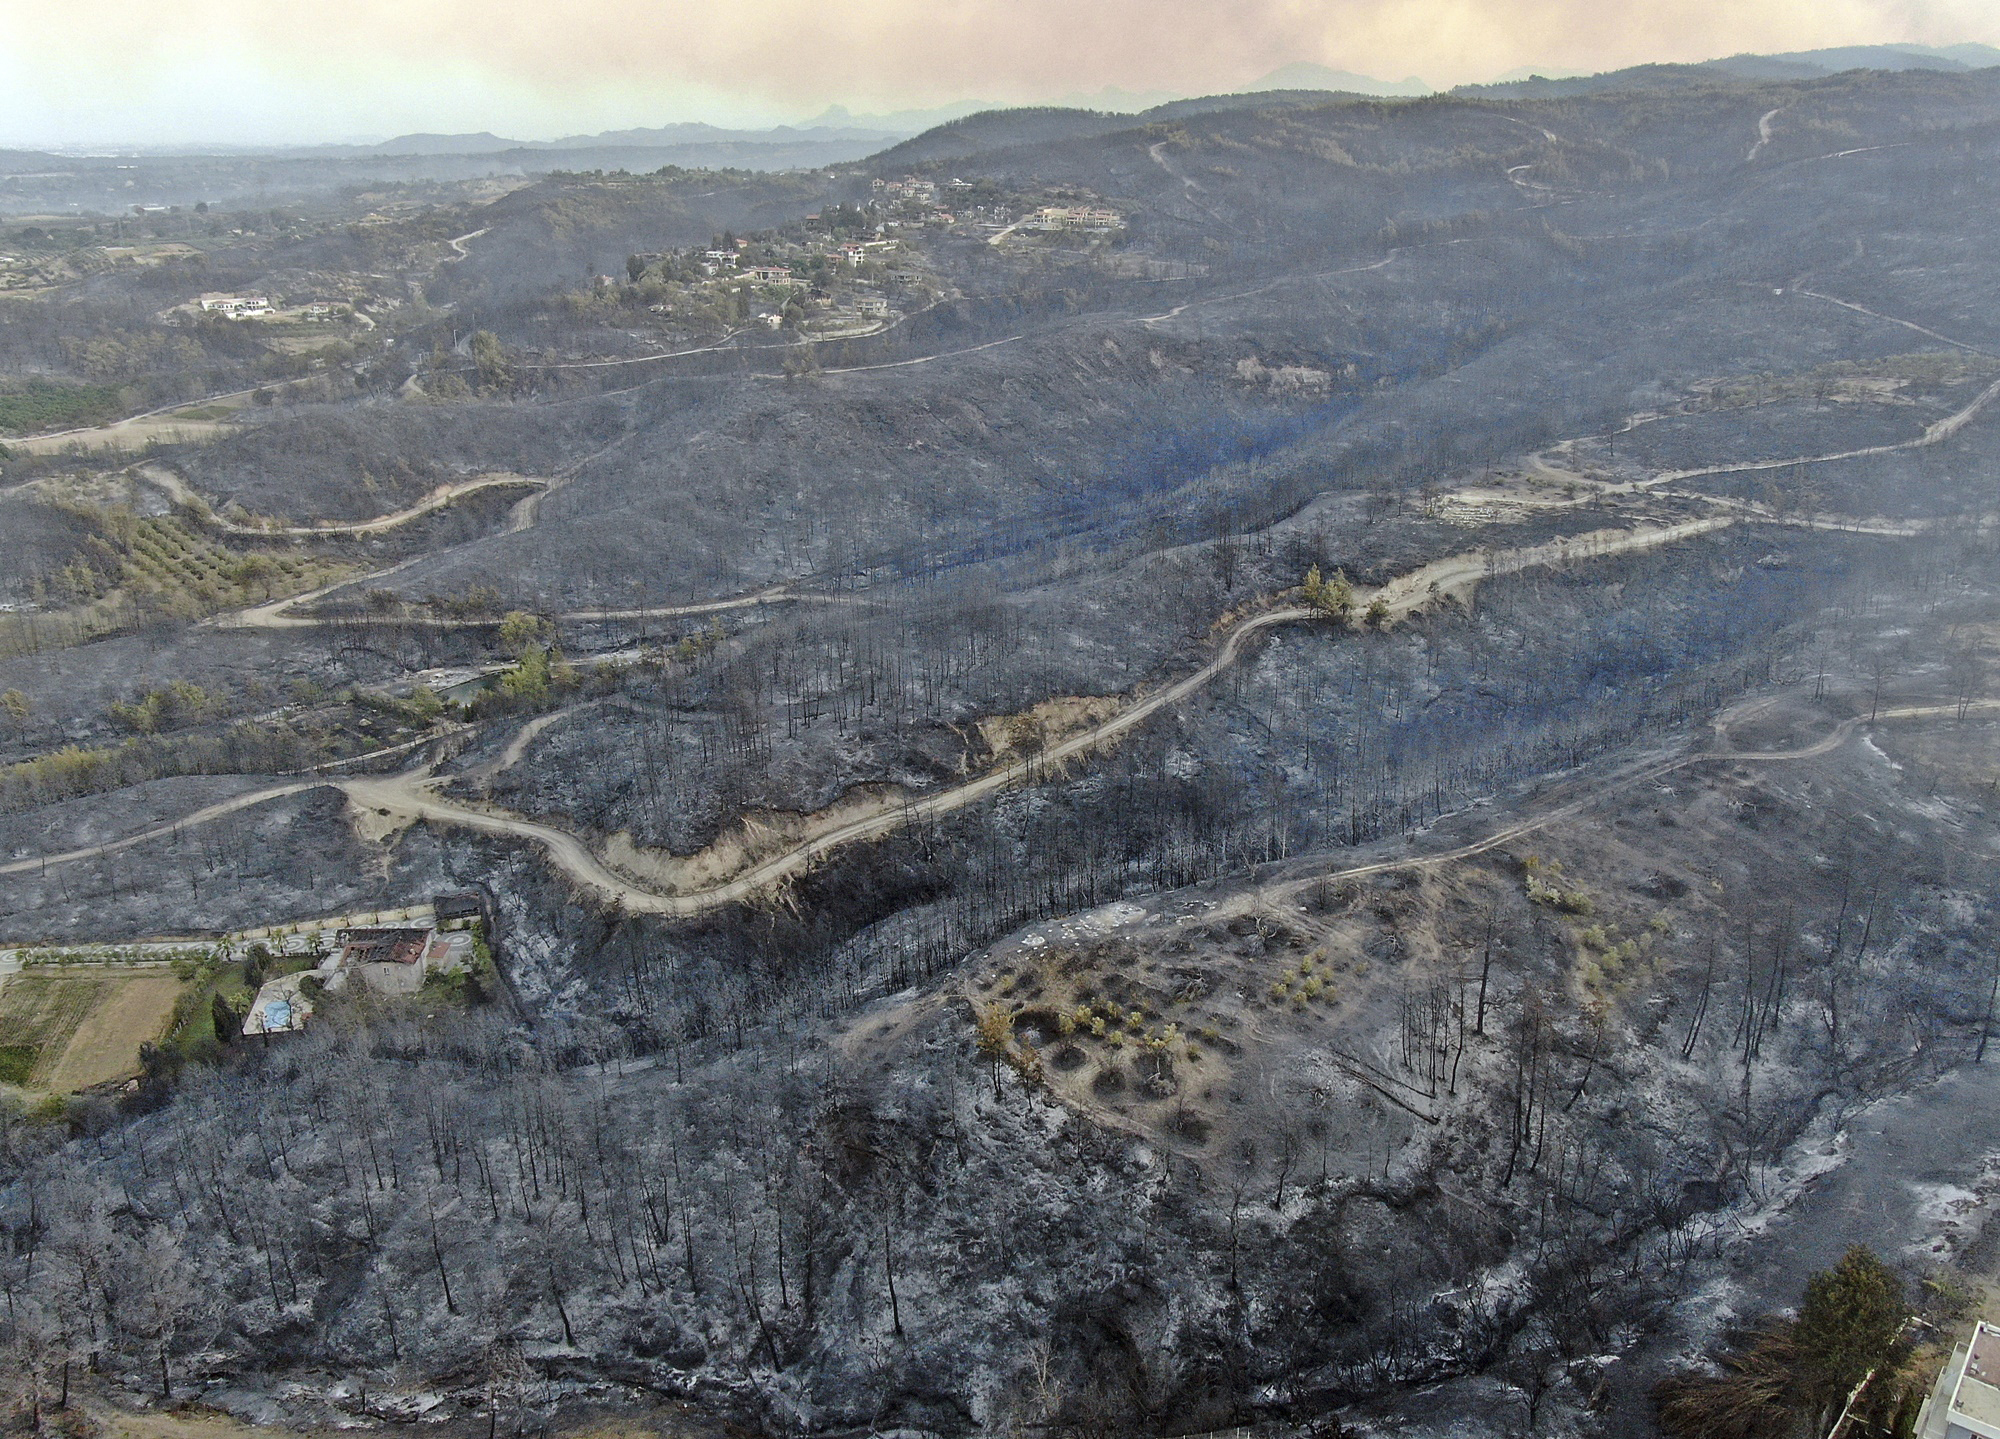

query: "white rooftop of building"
(1921, 1321), (2000, 1439)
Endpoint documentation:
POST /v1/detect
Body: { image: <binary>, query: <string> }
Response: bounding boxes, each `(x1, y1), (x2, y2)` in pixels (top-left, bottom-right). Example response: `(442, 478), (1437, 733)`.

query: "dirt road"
(0, 781), (315, 878)
(1747, 107), (1782, 162)
(311, 516), (1754, 915)
(1203, 697), (2000, 924)
(5, 516), (1745, 907)
(1795, 289), (1996, 357)
(1635, 371), (2000, 488)
(137, 465), (547, 537)
(8, 388), (258, 454)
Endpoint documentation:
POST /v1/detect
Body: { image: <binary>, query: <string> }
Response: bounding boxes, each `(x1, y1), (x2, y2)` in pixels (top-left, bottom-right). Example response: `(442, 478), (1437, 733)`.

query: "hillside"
(3, 60), (2000, 1439)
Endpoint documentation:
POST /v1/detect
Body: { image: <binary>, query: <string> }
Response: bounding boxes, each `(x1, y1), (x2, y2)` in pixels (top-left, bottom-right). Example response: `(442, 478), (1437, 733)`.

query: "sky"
(5, 0), (1999, 147)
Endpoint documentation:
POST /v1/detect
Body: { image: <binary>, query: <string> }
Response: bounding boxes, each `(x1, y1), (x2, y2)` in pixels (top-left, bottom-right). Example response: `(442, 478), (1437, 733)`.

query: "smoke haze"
(10, 0), (1999, 145)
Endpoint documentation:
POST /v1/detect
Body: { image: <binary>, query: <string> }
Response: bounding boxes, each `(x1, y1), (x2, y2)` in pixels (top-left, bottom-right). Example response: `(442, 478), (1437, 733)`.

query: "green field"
(0, 379), (126, 436)
(0, 973), (109, 1083)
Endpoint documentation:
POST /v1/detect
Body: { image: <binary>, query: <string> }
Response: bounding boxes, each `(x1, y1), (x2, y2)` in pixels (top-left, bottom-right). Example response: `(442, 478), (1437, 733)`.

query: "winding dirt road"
(138, 465), (547, 538)
(7, 388), (260, 455)
(20, 274), (2000, 916)
(1747, 107), (1782, 163)
(15, 514), (1756, 912)
(11, 493), (1993, 922)
(1636, 371), (2000, 488)
(1201, 696), (2000, 925)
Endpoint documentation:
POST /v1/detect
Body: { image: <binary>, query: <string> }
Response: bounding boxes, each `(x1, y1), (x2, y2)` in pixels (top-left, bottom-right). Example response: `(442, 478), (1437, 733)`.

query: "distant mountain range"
(42, 42), (2000, 168)
(1462, 41), (2000, 96)
(1702, 41), (2000, 79)
(1241, 63), (1433, 97)
(312, 120), (913, 157)
(332, 42), (2000, 160)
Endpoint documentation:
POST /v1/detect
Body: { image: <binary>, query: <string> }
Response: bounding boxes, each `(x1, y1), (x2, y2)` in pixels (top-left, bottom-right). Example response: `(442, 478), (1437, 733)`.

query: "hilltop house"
(198, 293), (274, 318)
(336, 925), (474, 996)
(1027, 206), (1124, 232)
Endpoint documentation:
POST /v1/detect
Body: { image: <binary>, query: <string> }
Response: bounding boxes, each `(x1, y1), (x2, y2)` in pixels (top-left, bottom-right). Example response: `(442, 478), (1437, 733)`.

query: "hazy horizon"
(7, 0), (2000, 149)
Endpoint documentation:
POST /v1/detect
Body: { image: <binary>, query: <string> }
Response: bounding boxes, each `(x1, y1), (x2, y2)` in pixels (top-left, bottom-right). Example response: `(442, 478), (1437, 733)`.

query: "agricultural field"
(0, 378), (127, 436)
(0, 967), (184, 1091)
(0, 498), (357, 656)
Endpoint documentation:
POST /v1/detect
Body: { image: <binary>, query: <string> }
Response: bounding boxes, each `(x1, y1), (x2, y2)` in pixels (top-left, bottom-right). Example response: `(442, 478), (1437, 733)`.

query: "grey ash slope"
(10, 63), (2000, 1439)
(215, 71), (2000, 613)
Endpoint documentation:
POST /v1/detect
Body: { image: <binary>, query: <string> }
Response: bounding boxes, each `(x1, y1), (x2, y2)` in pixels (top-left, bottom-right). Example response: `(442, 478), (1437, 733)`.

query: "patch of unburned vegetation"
(0, 967), (183, 1091)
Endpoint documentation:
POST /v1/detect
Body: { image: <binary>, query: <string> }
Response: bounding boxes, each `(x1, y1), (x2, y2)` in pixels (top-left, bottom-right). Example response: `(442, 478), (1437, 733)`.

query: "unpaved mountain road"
(6, 387), (261, 455)
(1794, 288), (1997, 357)
(1637, 371), (2000, 488)
(12, 507), (1993, 922)
(137, 465), (548, 538)
(1197, 696), (2000, 928)
(0, 513), (1800, 913)
(323, 515), (1755, 915)
(211, 568), (815, 632)
(20, 273), (2000, 915)
(1521, 285), (2000, 498)
(1747, 106), (1783, 162)
(0, 782), (317, 880)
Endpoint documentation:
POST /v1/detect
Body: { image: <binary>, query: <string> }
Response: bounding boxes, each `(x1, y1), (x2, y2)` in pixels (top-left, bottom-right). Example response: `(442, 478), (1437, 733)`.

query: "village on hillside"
(603, 175), (1126, 340)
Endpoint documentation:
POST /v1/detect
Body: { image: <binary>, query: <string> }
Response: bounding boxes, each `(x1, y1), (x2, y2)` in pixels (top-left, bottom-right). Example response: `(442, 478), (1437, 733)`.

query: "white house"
(198, 294), (273, 318)
(1919, 1321), (2000, 1438)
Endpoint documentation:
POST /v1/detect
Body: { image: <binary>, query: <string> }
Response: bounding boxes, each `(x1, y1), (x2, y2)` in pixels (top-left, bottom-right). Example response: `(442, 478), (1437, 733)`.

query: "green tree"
(1793, 1245), (1904, 1411)
(495, 646), (553, 706)
(470, 330), (511, 392)
(497, 609), (548, 658)
(1301, 564), (1352, 620)
(1657, 1246), (1907, 1439)
(0, 688), (27, 730)
(407, 683), (446, 723)
(228, 553), (277, 600)
(211, 991), (240, 1045)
